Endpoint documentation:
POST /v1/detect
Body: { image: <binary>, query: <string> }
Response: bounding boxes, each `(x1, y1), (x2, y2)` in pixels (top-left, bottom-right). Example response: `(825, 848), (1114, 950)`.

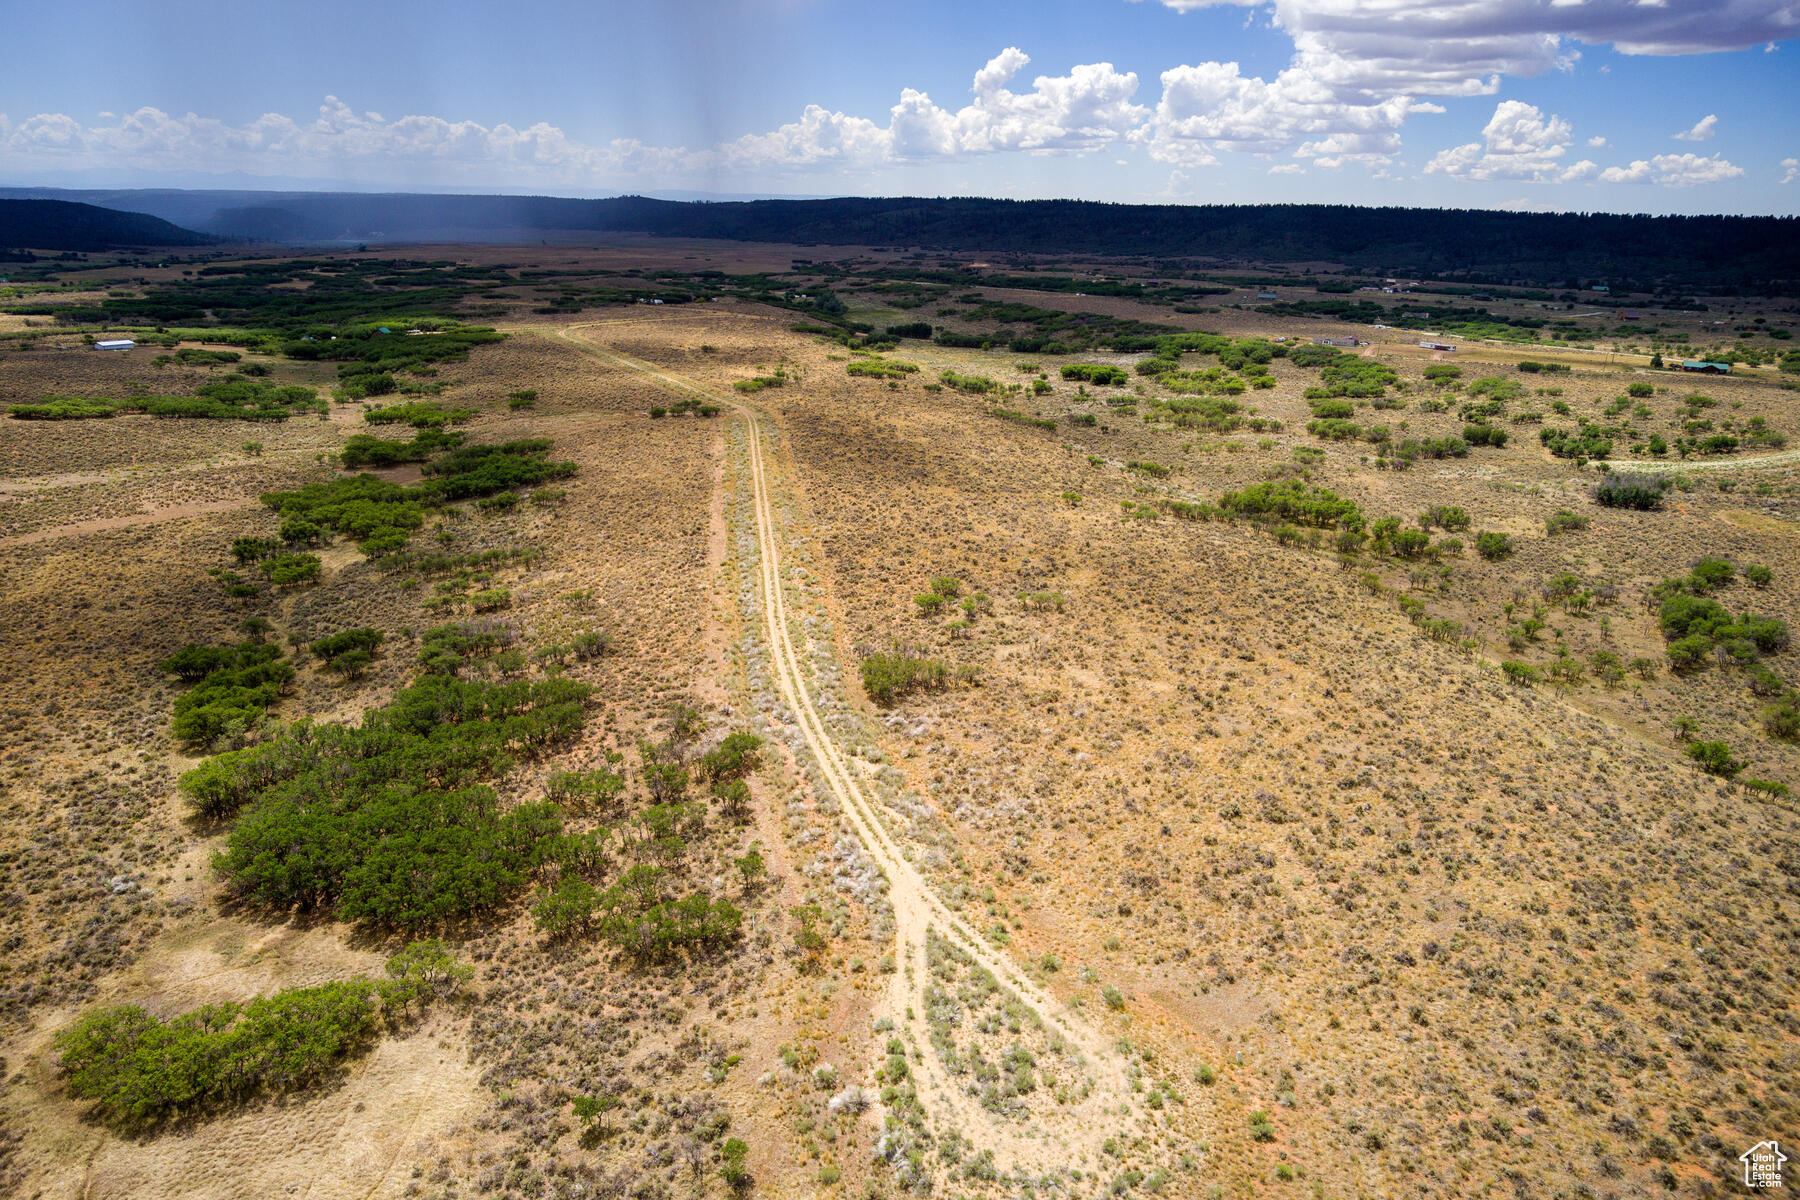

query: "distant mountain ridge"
(0, 198), (216, 250)
(3, 187), (1794, 289)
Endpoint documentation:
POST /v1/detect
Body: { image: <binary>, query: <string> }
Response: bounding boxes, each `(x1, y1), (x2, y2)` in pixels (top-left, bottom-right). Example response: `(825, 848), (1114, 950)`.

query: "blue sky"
(2, 0), (1796, 213)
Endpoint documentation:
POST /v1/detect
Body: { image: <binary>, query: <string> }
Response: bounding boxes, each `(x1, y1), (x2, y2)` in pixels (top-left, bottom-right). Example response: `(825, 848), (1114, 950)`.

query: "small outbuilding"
(1419, 340), (1456, 352)
(1313, 335), (1358, 347)
(93, 339), (135, 351)
(1256, 291), (1278, 300)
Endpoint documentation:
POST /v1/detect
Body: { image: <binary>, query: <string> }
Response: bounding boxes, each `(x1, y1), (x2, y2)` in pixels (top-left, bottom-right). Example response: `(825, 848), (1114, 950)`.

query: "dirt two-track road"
(552, 322), (1142, 1174)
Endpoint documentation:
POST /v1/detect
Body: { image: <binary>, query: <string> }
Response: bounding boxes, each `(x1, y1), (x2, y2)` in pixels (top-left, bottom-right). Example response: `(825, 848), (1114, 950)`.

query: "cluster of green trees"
(733, 367), (791, 394)
(1128, 333), (1280, 383)
(1302, 354), (1399, 399)
(935, 297), (1168, 355)
(791, 320), (894, 353)
(160, 641), (294, 747)
(340, 427), (462, 468)
(911, 577), (995, 636)
(8, 395), (122, 419)
(183, 663), (591, 926)
(1218, 480), (1498, 563)
(45, 257), (510, 335)
(152, 378), (323, 420)
(938, 370), (997, 395)
(537, 870), (743, 959)
(310, 627), (383, 677)
(415, 619), (521, 674)
(1595, 472), (1669, 510)
(168, 347), (242, 366)
(1540, 424), (1614, 461)
(866, 264), (1225, 306)
(1290, 361), (1433, 450)
(292, 324), (505, 394)
(1476, 531), (1516, 560)
(846, 357), (919, 380)
(1060, 363), (1128, 385)
(1467, 376), (1525, 402)
(543, 766), (627, 815)
(1357, 518), (1436, 559)
(1149, 392), (1248, 433)
(260, 438), (575, 558)
(261, 474), (424, 555)
(1305, 416), (1361, 441)
(177, 604), (759, 951)
(1160, 366), (1249, 397)
(649, 396), (720, 418)
(1380, 435), (1471, 466)
(862, 650), (951, 706)
(1421, 505), (1471, 532)
(9, 378), (319, 422)
(529, 726), (763, 957)
(1258, 297), (1549, 341)
(365, 401), (476, 428)
(46, 265), (504, 392)
(54, 941), (469, 1129)
(1655, 560), (1789, 675)
(1220, 479), (1363, 528)
(420, 439), (577, 502)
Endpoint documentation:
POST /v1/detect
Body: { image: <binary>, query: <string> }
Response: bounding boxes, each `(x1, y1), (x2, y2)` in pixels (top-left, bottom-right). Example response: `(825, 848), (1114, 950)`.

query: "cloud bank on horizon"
(0, 0), (1794, 209)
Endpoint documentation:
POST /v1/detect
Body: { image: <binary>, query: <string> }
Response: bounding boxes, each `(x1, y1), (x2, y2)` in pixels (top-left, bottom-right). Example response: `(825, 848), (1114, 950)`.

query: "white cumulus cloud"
(1598, 152), (1747, 186)
(1127, 0), (1796, 175)
(1141, 59), (1439, 168)
(0, 51), (1154, 185)
(1778, 156), (1798, 182)
(0, 96), (693, 184)
(939, 49), (1149, 154)
(1672, 113), (1719, 140)
(1424, 100), (1575, 181)
(716, 106), (891, 170)
(617, 48), (1151, 170)
(1134, 0), (1800, 100)
(1426, 102), (1749, 188)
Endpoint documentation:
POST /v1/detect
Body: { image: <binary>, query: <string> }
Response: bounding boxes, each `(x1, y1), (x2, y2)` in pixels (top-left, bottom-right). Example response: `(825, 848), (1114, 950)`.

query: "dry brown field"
(0, 245), (1795, 1200)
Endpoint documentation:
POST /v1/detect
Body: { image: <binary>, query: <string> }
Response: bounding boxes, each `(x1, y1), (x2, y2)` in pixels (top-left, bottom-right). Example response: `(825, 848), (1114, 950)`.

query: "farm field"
(0, 242), (1796, 1200)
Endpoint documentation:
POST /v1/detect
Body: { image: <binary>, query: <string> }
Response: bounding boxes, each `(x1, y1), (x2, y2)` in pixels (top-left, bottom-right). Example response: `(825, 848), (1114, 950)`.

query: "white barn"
(94, 339), (135, 352)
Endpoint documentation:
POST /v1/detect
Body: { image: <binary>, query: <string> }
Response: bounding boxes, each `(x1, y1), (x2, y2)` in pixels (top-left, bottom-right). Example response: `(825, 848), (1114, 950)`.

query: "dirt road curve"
(1594, 448), (1800, 473)
(551, 324), (1137, 1171)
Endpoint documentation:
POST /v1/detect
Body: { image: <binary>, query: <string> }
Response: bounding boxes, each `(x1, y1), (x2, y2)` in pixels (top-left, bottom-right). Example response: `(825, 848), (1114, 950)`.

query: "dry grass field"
(0, 244), (1795, 1200)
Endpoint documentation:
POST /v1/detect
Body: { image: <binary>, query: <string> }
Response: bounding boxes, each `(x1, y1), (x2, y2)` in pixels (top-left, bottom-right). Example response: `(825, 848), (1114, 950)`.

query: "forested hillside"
(0, 199), (215, 250)
(6, 188), (1795, 292)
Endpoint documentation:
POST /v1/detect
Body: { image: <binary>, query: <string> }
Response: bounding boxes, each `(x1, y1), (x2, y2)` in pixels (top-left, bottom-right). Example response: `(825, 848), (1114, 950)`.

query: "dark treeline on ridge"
(4, 188), (1796, 290)
(0, 199), (218, 251)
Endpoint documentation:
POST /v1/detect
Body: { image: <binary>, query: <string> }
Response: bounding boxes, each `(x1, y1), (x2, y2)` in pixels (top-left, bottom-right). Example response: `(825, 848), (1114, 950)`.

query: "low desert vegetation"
(5, 242), (1797, 1200)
